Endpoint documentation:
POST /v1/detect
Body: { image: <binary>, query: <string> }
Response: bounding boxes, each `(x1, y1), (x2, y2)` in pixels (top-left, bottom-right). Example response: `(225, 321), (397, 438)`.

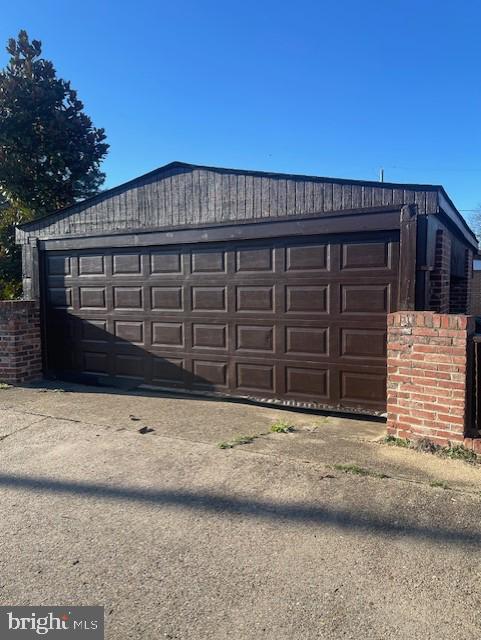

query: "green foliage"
(270, 419), (295, 433)
(333, 463), (388, 479)
(217, 434), (257, 449)
(429, 480), (450, 490)
(384, 435), (411, 448)
(440, 444), (478, 464)
(0, 30), (109, 213)
(0, 205), (22, 298)
(385, 434), (479, 465)
(218, 419), (296, 449)
(0, 30), (109, 297)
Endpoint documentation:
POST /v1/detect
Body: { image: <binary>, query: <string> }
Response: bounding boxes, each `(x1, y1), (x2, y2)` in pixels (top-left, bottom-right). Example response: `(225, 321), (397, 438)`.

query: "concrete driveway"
(0, 382), (480, 639)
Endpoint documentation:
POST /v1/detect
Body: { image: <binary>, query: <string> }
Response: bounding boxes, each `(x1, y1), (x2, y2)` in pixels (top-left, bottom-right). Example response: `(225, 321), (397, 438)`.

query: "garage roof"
(16, 161), (477, 248)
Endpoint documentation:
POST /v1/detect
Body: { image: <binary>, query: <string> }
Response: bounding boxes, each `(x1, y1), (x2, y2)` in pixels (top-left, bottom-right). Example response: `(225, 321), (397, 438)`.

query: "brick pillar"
(0, 301), (42, 383)
(430, 230), (451, 313)
(387, 311), (474, 446)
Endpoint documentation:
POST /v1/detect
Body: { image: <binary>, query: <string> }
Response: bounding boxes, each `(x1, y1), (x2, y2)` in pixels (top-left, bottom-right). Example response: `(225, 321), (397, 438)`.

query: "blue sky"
(1, 0), (481, 218)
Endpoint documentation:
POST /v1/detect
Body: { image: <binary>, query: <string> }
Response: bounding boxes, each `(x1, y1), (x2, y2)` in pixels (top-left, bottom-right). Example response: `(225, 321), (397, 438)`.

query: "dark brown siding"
(17, 165), (439, 243)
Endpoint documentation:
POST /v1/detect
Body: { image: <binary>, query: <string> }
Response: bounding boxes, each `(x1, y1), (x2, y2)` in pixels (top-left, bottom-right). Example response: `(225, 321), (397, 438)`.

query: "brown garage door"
(43, 231), (399, 413)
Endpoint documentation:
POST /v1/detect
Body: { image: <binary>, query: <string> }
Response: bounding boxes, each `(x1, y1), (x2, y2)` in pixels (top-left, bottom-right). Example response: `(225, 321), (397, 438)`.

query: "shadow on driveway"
(0, 471), (478, 547)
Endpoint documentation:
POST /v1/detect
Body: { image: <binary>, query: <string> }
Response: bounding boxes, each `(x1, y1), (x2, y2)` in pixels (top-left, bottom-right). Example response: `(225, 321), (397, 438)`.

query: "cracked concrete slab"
(0, 408), (47, 439)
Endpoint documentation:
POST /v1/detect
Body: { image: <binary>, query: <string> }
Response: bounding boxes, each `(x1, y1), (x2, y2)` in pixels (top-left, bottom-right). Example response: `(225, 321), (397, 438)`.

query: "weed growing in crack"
(218, 420), (297, 449)
(440, 444), (478, 464)
(270, 419), (295, 434)
(217, 435), (258, 449)
(333, 463), (388, 479)
(384, 435), (411, 448)
(430, 480), (450, 490)
(384, 435), (479, 465)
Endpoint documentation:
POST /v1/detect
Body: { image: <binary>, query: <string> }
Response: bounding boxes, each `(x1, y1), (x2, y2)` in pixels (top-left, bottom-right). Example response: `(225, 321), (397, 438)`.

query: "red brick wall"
(0, 301), (42, 383)
(429, 230), (451, 313)
(387, 311), (474, 446)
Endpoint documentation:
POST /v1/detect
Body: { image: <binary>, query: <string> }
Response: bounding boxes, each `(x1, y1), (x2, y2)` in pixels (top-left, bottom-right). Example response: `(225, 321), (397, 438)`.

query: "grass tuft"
(333, 463), (388, 479)
(385, 434), (479, 465)
(0, 383), (10, 390)
(430, 480), (450, 490)
(217, 434), (257, 449)
(270, 419), (295, 434)
(384, 434), (411, 448)
(218, 419), (297, 450)
(440, 444), (478, 464)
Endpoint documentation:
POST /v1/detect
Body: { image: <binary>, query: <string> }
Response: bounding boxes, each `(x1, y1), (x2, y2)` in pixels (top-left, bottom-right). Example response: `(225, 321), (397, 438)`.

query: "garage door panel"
(235, 246), (273, 272)
(79, 287), (107, 310)
(341, 242), (391, 270)
(192, 286), (226, 311)
(285, 366), (329, 400)
(49, 287), (73, 309)
(191, 249), (226, 273)
(80, 319), (109, 344)
(79, 255), (105, 275)
(236, 363), (274, 392)
(285, 326), (328, 356)
(152, 357), (185, 385)
(114, 354), (145, 379)
(285, 243), (328, 272)
(192, 323), (227, 350)
(286, 286), (328, 313)
(192, 360), (228, 389)
(43, 230), (398, 413)
(113, 253), (142, 275)
(236, 325), (274, 353)
(236, 286), (274, 312)
(152, 322), (184, 347)
(83, 351), (109, 375)
(47, 255), (71, 276)
(150, 250), (183, 275)
(114, 320), (144, 345)
(340, 328), (386, 360)
(340, 369), (386, 406)
(151, 287), (183, 311)
(113, 286), (143, 310)
(47, 277), (73, 293)
(341, 284), (391, 314)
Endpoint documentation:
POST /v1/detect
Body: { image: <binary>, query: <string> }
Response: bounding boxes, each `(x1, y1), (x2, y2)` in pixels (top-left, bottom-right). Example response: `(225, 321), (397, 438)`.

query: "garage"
(16, 162), (477, 414)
